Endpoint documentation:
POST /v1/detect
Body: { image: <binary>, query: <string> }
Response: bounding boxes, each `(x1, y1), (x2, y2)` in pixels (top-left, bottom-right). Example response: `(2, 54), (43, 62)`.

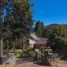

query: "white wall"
(29, 39), (36, 48)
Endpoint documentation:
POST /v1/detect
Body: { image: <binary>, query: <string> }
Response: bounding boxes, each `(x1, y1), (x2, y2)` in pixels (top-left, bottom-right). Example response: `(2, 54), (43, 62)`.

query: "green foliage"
(43, 25), (67, 53)
(17, 47), (36, 58)
(15, 49), (22, 57)
(2, 0), (33, 50)
(14, 47), (36, 58)
(35, 21), (44, 37)
(4, 40), (13, 50)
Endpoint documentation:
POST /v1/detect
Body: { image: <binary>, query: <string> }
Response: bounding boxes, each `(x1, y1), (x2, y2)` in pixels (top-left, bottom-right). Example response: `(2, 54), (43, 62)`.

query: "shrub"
(21, 47), (36, 58)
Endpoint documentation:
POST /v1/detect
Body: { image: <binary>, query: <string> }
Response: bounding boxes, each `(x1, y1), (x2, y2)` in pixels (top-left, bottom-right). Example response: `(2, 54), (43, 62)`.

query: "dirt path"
(15, 58), (67, 67)
(15, 62), (50, 67)
(15, 58), (51, 67)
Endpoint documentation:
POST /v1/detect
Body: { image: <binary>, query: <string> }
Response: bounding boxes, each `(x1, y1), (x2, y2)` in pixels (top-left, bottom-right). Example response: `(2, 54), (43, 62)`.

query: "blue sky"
(30, 0), (67, 25)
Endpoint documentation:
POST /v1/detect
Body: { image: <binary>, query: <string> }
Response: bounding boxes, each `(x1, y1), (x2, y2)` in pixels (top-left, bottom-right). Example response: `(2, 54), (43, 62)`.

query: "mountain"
(46, 24), (67, 29)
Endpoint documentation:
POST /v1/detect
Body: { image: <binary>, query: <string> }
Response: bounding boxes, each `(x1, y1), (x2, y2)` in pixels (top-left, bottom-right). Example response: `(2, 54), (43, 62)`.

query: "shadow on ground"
(33, 61), (51, 66)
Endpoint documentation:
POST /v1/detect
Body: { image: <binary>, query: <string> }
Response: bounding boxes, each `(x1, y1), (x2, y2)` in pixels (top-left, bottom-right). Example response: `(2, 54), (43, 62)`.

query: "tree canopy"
(43, 24), (67, 54)
(35, 21), (44, 37)
(0, 0), (33, 50)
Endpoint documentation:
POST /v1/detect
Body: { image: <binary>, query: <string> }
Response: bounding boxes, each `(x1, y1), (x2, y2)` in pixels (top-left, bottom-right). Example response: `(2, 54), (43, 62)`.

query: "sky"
(30, 0), (67, 25)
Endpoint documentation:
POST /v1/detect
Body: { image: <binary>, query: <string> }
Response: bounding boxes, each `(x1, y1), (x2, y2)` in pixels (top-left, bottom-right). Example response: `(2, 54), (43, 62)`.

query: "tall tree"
(12, 0), (33, 50)
(4, 8), (14, 50)
(35, 21), (44, 37)
(3, 0), (33, 50)
(0, 0), (8, 62)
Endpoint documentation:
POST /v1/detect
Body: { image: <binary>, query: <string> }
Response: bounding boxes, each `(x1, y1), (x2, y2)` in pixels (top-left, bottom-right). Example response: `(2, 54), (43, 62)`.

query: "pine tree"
(35, 21), (44, 37)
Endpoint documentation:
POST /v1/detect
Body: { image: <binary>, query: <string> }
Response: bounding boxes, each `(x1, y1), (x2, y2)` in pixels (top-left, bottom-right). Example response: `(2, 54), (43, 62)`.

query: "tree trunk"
(0, 38), (3, 57)
(0, 17), (3, 63)
(0, 3), (4, 64)
(0, 17), (3, 57)
(21, 35), (25, 51)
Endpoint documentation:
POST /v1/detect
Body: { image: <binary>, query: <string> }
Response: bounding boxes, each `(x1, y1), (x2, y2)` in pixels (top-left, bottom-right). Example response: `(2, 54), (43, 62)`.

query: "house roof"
(30, 33), (38, 40)
(30, 33), (48, 44)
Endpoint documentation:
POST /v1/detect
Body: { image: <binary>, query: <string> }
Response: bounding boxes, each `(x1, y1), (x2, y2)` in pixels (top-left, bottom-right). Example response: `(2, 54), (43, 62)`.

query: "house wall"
(29, 39), (36, 48)
(34, 44), (48, 49)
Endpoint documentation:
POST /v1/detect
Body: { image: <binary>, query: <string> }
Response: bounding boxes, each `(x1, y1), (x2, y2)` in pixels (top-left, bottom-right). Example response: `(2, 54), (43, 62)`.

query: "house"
(29, 33), (48, 49)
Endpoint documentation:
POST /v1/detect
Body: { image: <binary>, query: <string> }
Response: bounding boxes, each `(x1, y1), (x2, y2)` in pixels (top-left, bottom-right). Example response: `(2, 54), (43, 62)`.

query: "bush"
(21, 47), (36, 58)
(14, 47), (36, 58)
(14, 49), (22, 57)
